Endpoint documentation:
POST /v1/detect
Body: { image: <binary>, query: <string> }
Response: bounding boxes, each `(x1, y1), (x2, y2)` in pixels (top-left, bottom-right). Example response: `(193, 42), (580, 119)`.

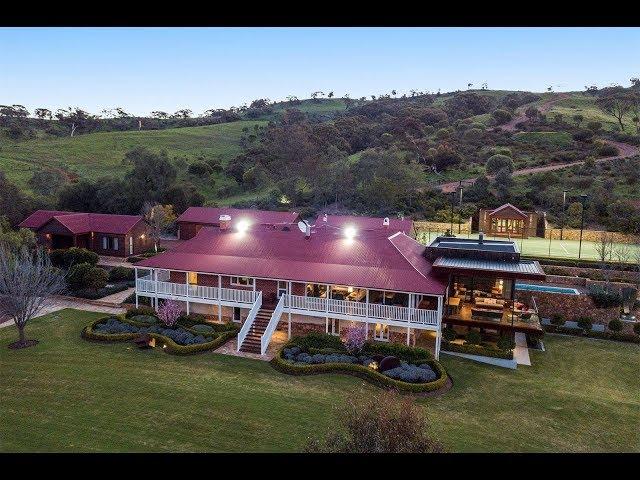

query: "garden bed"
(542, 324), (640, 344)
(441, 341), (514, 360)
(82, 314), (239, 355)
(270, 333), (448, 394)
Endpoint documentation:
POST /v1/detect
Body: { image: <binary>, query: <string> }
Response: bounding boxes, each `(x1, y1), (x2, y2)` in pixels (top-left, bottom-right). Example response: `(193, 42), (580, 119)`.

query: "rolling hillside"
(0, 120), (267, 200)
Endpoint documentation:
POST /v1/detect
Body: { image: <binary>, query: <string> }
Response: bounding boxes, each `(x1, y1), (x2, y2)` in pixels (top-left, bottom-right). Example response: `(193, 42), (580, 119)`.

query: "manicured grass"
(1, 309), (638, 452)
(1, 121), (266, 195)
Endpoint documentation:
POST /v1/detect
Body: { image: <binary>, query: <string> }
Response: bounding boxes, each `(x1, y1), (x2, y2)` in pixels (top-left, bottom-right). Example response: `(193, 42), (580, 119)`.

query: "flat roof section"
(432, 257), (546, 280)
(428, 236), (520, 254)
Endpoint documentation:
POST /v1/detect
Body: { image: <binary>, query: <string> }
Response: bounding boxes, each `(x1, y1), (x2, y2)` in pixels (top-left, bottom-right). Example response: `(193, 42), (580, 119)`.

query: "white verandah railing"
(237, 292), (263, 351)
(285, 294), (439, 326)
(261, 295), (286, 355)
(136, 279), (258, 304)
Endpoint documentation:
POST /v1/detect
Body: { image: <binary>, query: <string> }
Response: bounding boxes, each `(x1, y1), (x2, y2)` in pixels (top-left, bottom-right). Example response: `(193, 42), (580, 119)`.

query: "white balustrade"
(237, 292), (263, 352)
(260, 295), (285, 355)
(284, 294), (438, 326)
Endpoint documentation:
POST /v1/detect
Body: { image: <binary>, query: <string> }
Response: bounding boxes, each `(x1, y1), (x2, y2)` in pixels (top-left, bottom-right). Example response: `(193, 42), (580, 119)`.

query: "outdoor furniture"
(474, 297), (505, 311)
(471, 307), (503, 321)
(447, 296), (461, 314)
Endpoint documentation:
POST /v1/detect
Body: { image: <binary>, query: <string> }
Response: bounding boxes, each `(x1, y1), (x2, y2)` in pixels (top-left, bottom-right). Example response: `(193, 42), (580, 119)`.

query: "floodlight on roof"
(236, 219), (250, 233)
(344, 226), (357, 240)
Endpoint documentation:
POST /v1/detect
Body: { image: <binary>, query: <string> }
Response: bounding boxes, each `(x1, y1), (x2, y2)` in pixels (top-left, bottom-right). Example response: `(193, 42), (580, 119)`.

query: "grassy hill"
(0, 120), (267, 199)
(546, 93), (637, 132)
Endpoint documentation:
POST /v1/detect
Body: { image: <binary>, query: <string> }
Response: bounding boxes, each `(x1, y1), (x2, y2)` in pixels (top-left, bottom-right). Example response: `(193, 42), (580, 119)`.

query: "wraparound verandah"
(133, 267), (445, 357)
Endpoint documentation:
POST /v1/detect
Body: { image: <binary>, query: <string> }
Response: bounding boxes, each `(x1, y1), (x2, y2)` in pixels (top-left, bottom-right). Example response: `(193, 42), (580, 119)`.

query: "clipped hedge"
(270, 340), (448, 394)
(82, 316), (239, 355)
(543, 324), (640, 344)
(441, 341), (514, 360)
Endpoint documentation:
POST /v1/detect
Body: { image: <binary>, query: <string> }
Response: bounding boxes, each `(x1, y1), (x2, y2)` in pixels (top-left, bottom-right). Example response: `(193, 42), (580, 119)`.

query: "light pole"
(458, 181), (463, 234)
(449, 191), (455, 235)
(560, 189), (568, 241)
(578, 194), (588, 259)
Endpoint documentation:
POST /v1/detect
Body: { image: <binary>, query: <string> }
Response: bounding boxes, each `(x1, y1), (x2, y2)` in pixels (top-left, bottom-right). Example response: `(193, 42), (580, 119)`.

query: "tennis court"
(417, 230), (639, 262)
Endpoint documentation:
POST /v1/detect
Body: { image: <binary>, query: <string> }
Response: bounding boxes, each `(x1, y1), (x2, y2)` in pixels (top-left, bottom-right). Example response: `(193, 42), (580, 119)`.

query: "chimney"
(219, 214), (231, 231)
(322, 213), (328, 222)
(383, 217), (390, 228)
(479, 231), (484, 244)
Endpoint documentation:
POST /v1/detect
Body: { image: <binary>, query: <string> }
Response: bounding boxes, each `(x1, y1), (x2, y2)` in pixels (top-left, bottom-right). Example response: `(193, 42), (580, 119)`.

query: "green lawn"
(0, 120), (266, 195)
(417, 231), (640, 262)
(1, 309), (638, 452)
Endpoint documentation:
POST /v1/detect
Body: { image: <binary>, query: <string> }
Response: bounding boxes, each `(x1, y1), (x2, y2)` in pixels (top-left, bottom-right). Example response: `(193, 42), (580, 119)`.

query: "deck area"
(444, 303), (543, 333)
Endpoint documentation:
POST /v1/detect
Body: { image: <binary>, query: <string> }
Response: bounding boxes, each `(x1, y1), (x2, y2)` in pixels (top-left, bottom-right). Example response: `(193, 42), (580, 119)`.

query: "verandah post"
(134, 266), (139, 308)
(218, 275), (222, 322)
(185, 271), (190, 315)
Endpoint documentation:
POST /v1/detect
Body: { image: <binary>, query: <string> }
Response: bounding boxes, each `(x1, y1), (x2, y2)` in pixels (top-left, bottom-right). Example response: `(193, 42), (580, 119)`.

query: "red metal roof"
(176, 207), (299, 226)
(136, 225), (446, 295)
(21, 210), (143, 235)
(315, 213), (414, 235)
(18, 210), (76, 229)
(488, 203), (528, 218)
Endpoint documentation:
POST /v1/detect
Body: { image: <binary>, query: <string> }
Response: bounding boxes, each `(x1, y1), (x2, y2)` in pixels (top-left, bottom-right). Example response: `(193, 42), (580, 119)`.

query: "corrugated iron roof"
(315, 214), (414, 235)
(432, 256), (545, 277)
(136, 226), (446, 295)
(176, 207), (299, 226)
(21, 211), (143, 235)
(18, 210), (76, 229)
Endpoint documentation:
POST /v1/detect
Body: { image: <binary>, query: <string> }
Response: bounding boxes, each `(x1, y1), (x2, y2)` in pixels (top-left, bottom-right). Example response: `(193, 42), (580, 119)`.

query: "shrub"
(129, 315), (157, 325)
(378, 356), (401, 372)
(84, 267), (108, 291)
(343, 324), (367, 354)
(294, 332), (345, 352)
(305, 390), (445, 453)
(442, 326), (457, 342)
(588, 285), (622, 308)
(491, 109), (512, 125)
(496, 335), (516, 352)
(550, 314), (566, 326)
(63, 247), (98, 267)
(634, 323), (640, 336)
(177, 313), (207, 327)
(576, 316), (593, 332)
(157, 300), (183, 327)
(49, 249), (67, 268)
(108, 266), (134, 282)
(125, 306), (156, 318)
(188, 162), (212, 176)
(441, 341), (513, 360)
(190, 324), (215, 334)
(67, 262), (93, 288)
(608, 318), (623, 332)
(597, 144), (619, 157)
(465, 330), (482, 345)
(486, 154), (514, 174)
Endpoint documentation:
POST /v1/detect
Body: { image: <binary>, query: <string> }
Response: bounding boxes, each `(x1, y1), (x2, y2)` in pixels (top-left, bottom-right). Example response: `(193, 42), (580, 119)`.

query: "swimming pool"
(515, 283), (580, 295)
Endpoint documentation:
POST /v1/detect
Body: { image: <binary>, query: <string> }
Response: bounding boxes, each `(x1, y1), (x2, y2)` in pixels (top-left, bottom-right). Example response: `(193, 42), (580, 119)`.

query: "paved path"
(99, 287), (135, 304)
(0, 299), (125, 330)
(437, 94), (638, 193)
(513, 332), (531, 366)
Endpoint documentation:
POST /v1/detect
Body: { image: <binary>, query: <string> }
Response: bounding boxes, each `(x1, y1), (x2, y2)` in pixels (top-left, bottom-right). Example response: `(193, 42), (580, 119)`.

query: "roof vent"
(322, 213), (328, 222)
(219, 214), (231, 231)
(383, 217), (390, 228)
(479, 231), (484, 244)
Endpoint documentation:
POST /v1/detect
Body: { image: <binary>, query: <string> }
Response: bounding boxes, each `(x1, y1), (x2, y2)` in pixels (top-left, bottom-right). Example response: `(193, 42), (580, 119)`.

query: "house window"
(233, 307), (241, 323)
(129, 236), (133, 255)
(187, 272), (198, 285)
(277, 281), (288, 298)
(113, 237), (119, 251)
(230, 276), (251, 287)
(102, 236), (118, 251)
(102, 236), (108, 250)
(374, 323), (389, 342)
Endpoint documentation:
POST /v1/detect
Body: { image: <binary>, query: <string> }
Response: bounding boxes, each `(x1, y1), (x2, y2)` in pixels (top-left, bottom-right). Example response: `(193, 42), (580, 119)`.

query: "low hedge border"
(81, 316), (239, 355)
(543, 324), (640, 344)
(270, 340), (448, 394)
(441, 341), (514, 360)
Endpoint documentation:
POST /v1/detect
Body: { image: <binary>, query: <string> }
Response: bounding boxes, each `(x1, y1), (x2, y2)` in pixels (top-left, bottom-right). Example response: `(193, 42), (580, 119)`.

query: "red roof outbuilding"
(19, 210), (144, 235)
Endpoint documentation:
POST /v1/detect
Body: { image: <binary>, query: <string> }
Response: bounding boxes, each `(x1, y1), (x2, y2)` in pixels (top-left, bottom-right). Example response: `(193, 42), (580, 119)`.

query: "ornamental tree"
(0, 246), (66, 348)
(157, 300), (182, 327)
(343, 324), (367, 354)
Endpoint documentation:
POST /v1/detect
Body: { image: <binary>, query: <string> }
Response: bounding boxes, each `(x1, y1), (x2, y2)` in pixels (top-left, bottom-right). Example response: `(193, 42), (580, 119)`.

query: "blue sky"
(1, 27), (639, 116)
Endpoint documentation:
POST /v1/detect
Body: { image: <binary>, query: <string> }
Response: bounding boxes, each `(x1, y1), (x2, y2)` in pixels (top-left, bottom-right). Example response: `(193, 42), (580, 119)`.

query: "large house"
(176, 207), (300, 240)
(19, 210), (152, 257)
(134, 210), (545, 357)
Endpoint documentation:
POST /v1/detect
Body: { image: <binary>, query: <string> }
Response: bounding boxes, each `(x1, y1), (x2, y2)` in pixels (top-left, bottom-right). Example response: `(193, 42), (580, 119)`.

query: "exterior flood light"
(236, 220), (250, 233)
(344, 226), (356, 240)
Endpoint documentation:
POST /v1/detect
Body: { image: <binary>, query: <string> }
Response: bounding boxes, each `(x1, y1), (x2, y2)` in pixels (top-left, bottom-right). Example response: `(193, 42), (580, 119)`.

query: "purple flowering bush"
(343, 324), (367, 354)
(157, 300), (182, 327)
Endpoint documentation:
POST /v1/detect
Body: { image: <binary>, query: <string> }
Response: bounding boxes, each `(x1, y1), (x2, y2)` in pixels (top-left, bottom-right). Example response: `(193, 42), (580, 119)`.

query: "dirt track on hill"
(437, 94), (638, 193)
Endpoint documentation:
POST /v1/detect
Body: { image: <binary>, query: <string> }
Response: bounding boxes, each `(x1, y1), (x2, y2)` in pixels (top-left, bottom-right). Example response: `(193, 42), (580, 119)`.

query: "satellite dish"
(297, 221), (308, 233)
